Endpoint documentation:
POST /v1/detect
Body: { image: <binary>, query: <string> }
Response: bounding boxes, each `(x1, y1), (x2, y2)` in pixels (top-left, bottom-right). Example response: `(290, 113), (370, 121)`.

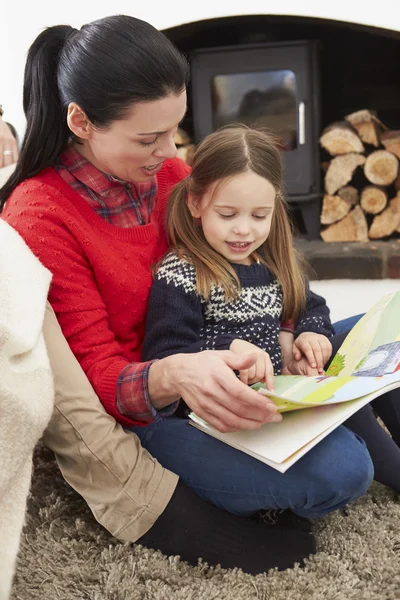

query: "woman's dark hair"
(0, 15), (189, 208)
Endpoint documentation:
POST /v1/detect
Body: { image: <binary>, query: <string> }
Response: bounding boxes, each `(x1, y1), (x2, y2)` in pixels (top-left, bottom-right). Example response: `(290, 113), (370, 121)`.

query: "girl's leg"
(131, 418), (373, 519)
(345, 401), (400, 493)
(329, 329), (400, 493)
(371, 390), (400, 447)
(333, 314), (364, 334)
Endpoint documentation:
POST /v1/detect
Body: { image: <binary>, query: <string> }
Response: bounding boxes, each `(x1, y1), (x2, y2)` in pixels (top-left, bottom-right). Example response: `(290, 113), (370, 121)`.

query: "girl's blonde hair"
(166, 124), (307, 321)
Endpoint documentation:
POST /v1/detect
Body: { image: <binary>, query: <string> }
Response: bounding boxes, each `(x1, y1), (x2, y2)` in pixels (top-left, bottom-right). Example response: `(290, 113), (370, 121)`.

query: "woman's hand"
(148, 351), (282, 433)
(293, 332), (332, 374)
(0, 117), (18, 168)
(230, 339), (275, 392)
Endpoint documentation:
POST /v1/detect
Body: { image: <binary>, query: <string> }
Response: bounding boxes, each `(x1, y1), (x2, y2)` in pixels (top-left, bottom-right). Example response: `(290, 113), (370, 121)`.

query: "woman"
(0, 14), (386, 574)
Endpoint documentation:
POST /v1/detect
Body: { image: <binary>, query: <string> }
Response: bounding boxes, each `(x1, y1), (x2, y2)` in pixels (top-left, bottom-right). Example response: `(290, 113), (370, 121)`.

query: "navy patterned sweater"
(142, 252), (334, 372)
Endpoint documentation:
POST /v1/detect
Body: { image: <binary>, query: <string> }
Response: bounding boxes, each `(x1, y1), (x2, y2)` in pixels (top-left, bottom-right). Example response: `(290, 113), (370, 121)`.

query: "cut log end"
(321, 205), (368, 242)
(337, 185), (359, 206)
(368, 192), (400, 238)
(369, 208), (400, 239)
(320, 194), (351, 225)
(381, 130), (400, 161)
(325, 153), (366, 195)
(320, 122), (364, 156)
(364, 150), (399, 186)
(360, 186), (388, 215)
(344, 109), (384, 147)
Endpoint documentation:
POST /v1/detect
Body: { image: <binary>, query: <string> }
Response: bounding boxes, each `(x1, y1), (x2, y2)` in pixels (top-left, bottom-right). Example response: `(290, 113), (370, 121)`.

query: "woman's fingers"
(264, 355), (275, 392)
(177, 350), (281, 431)
(200, 400), (281, 433)
(217, 370), (279, 421)
(239, 369), (249, 385)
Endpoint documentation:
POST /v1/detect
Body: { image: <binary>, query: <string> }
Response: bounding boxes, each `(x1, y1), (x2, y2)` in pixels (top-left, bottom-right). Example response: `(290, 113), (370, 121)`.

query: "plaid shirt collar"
(58, 144), (150, 196)
(56, 144), (158, 227)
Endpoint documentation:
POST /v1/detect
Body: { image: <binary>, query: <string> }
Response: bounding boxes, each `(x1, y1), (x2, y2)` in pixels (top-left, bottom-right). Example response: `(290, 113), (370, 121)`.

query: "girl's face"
(69, 91), (187, 182)
(189, 170), (276, 265)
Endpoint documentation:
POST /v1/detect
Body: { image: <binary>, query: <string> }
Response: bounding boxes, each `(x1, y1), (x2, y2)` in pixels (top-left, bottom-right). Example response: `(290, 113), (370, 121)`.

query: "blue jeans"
(132, 313), (373, 520)
(333, 314), (364, 334)
(131, 418), (373, 519)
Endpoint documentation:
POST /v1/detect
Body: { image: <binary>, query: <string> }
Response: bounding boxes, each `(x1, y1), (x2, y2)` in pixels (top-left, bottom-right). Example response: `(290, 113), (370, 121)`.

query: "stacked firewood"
(319, 110), (400, 242)
(174, 129), (195, 166)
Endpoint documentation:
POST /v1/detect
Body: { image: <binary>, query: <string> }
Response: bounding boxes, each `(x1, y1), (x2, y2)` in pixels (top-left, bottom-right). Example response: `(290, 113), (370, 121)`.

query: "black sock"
(255, 509), (312, 533)
(137, 480), (316, 574)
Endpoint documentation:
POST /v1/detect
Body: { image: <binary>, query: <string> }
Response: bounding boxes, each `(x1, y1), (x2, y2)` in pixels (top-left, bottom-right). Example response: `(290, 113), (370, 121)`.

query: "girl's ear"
(187, 193), (201, 218)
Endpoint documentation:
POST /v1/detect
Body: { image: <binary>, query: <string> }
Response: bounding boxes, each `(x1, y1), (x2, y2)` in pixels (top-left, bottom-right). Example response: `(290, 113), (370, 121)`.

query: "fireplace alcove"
(163, 15), (400, 238)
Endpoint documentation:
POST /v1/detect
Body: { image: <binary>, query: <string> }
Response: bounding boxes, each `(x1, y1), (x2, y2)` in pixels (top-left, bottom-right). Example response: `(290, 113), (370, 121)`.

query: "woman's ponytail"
(0, 25), (76, 208)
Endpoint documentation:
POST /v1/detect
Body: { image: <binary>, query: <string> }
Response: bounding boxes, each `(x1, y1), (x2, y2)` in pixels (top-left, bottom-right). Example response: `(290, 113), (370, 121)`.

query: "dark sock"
(255, 509), (312, 533)
(137, 480), (316, 574)
(345, 403), (400, 494)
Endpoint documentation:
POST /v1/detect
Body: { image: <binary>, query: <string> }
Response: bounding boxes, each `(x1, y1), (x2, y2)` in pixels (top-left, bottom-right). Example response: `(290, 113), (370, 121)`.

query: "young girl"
(142, 125), (334, 387)
(137, 125), (400, 507)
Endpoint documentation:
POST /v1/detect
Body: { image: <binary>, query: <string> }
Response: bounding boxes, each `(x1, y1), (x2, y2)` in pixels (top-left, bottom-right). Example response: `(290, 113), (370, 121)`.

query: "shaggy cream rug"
(11, 444), (400, 600)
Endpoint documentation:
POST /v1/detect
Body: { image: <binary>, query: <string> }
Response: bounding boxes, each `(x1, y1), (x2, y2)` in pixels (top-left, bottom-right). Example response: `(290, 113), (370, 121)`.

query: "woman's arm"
(3, 199), (143, 425)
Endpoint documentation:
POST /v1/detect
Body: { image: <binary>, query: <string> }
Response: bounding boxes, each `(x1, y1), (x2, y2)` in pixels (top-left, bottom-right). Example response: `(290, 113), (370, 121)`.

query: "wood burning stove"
(190, 40), (322, 238)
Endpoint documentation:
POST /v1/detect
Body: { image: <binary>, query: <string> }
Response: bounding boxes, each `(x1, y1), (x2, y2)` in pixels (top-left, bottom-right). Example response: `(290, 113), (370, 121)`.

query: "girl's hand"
(293, 332), (332, 374)
(230, 339), (275, 392)
(282, 356), (320, 376)
(148, 351), (282, 433)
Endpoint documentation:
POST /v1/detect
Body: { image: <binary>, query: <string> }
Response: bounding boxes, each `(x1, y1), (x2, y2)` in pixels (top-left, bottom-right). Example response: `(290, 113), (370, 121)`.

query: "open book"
(189, 291), (400, 473)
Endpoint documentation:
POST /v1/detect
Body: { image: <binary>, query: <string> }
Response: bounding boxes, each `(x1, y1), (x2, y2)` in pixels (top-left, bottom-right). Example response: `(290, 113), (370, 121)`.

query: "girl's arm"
(292, 286), (334, 373)
(142, 254), (236, 361)
(278, 330), (294, 369)
(295, 287), (334, 339)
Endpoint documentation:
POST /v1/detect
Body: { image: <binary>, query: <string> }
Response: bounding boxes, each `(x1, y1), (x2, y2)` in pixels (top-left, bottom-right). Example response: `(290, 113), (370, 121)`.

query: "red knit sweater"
(2, 158), (190, 427)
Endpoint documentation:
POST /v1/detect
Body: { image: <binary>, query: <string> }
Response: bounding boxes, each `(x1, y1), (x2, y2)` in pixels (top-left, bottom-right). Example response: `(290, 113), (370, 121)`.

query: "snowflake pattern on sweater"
(143, 253), (334, 374)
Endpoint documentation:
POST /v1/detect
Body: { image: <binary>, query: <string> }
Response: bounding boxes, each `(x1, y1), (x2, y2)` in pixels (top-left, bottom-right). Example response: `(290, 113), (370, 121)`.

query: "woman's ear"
(187, 194), (201, 218)
(67, 103), (92, 139)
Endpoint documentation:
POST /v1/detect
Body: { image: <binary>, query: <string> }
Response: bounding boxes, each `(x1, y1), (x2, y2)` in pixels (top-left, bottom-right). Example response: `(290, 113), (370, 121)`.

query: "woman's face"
(71, 91), (187, 182)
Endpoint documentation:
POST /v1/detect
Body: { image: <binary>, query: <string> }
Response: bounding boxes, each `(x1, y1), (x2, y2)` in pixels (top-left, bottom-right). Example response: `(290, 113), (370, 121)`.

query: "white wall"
(3, 0), (400, 138)
(311, 279), (400, 324)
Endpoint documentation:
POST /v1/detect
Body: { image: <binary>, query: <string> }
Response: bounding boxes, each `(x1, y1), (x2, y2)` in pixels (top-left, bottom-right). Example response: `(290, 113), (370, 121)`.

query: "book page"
(252, 292), (400, 412)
